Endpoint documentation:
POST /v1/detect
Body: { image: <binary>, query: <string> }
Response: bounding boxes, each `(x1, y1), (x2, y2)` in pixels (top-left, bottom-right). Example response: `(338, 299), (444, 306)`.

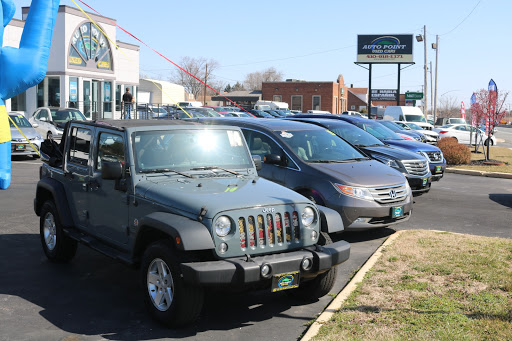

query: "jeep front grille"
(402, 160), (429, 176)
(426, 151), (442, 163)
(238, 211), (301, 251)
(369, 183), (408, 204)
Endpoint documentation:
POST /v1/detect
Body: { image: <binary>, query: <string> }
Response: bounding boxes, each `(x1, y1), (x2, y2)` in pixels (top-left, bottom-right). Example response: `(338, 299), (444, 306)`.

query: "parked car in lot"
(434, 124), (496, 146)
(136, 105), (169, 119)
(288, 117), (432, 195)
(9, 113), (43, 158)
(435, 117), (466, 126)
(199, 117), (414, 231)
(295, 114), (447, 182)
(28, 107), (86, 140)
(394, 121), (439, 144)
(36, 119), (350, 327)
(377, 120), (427, 142)
(247, 109), (275, 118)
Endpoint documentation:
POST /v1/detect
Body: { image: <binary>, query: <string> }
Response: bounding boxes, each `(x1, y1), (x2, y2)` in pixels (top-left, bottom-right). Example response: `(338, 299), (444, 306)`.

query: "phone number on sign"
(366, 54), (405, 59)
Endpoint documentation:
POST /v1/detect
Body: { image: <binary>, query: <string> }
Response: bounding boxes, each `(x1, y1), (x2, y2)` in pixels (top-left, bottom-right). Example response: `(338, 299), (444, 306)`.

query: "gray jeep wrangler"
(34, 120), (350, 327)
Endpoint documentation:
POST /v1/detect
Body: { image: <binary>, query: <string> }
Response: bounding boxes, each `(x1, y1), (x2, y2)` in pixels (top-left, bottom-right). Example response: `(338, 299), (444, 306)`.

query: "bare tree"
(243, 67), (283, 90)
(169, 57), (219, 100)
(437, 96), (459, 118)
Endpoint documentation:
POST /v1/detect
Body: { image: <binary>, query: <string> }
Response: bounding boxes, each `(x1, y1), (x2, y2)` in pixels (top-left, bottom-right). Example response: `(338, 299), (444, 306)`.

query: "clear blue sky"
(11, 0), (512, 109)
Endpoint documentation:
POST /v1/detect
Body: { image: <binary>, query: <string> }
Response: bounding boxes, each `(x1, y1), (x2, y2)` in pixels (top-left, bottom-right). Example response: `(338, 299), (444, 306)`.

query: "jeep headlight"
(301, 207), (315, 227)
(215, 216), (231, 237)
(334, 183), (373, 201)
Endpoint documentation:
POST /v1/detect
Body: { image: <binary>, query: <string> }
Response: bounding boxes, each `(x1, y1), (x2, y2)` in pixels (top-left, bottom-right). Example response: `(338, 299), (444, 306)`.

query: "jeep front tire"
(40, 200), (77, 263)
(141, 240), (204, 327)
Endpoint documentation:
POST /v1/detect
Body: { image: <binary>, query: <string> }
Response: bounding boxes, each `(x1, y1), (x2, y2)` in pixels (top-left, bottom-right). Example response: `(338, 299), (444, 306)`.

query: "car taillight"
(439, 130), (448, 134)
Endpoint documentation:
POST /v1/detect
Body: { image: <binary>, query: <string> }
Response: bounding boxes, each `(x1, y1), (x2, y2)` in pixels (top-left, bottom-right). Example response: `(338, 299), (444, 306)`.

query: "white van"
(307, 110), (332, 114)
(383, 106), (434, 131)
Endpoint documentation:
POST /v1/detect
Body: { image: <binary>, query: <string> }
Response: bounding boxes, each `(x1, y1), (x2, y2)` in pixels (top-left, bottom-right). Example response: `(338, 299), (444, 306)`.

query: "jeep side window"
(68, 127), (92, 166)
(97, 132), (125, 170)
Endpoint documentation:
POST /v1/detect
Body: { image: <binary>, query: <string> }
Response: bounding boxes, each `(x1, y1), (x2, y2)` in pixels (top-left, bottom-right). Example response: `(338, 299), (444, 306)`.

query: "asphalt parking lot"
(0, 158), (511, 341)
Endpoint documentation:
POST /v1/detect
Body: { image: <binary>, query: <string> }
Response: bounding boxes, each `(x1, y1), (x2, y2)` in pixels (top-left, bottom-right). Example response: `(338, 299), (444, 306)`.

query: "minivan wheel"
(141, 240), (204, 327)
(40, 200), (77, 263)
(286, 232), (337, 301)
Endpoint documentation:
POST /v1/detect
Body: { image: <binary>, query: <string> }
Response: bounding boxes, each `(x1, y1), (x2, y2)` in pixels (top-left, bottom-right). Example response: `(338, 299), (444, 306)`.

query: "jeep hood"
(308, 159), (405, 187)
(136, 176), (311, 218)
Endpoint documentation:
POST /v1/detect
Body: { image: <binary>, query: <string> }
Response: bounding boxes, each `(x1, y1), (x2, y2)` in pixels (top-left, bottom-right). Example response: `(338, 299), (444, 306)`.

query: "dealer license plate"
(435, 166), (442, 174)
(15, 144), (26, 151)
(391, 206), (404, 218)
(271, 271), (300, 292)
(422, 178), (428, 186)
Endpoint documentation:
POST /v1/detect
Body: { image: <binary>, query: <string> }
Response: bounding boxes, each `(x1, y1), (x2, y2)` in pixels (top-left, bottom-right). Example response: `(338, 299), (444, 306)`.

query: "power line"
(441, 0), (482, 36)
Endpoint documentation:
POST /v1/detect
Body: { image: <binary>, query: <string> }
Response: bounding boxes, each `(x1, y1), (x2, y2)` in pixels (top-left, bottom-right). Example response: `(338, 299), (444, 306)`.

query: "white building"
(138, 79), (185, 105)
(4, 5), (140, 120)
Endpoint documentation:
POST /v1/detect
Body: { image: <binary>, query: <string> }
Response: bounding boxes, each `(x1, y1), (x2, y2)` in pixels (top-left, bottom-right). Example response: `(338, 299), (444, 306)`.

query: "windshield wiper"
(308, 160), (346, 163)
(189, 166), (240, 176)
(344, 157), (370, 161)
(140, 168), (195, 178)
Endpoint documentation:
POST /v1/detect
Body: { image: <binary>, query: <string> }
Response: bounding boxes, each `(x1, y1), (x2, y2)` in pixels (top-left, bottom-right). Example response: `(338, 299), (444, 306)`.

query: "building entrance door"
(83, 80), (91, 119)
(92, 80), (100, 119)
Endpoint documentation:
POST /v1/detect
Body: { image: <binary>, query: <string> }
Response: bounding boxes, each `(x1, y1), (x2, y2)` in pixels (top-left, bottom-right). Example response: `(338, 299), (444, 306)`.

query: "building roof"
(211, 90), (262, 102)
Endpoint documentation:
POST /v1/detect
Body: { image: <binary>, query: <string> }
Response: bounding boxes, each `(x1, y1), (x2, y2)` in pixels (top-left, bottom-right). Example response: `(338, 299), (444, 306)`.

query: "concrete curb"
(445, 168), (512, 179)
(301, 230), (405, 341)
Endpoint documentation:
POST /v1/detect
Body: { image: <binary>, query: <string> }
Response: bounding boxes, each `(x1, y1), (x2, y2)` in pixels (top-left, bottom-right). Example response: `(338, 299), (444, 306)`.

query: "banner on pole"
(461, 101), (465, 120)
(470, 93), (477, 126)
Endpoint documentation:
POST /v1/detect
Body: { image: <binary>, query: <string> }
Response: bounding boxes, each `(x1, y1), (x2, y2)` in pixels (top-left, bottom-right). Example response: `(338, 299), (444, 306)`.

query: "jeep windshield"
(134, 129), (253, 174)
(277, 129), (367, 163)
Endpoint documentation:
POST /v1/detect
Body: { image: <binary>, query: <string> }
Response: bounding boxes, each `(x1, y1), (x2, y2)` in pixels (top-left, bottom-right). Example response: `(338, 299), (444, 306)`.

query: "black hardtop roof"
(198, 117), (325, 131)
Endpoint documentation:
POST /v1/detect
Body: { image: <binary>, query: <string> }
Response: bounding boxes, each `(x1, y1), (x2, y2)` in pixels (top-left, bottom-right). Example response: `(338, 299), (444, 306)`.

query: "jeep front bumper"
(180, 240), (350, 286)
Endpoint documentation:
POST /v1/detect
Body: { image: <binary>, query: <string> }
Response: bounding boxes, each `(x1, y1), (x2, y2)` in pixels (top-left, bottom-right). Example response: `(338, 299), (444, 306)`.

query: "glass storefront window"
(69, 77), (79, 108)
(103, 81), (112, 117)
(11, 92), (26, 111)
(48, 77), (60, 107)
(37, 80), (44, 108)
(116, 84), (121, 112)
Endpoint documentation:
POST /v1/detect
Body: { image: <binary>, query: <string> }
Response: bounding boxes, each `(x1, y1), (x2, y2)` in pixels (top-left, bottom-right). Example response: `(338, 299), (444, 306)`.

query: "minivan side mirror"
(32, 123), (39, 128)
(264, 154), (282, 165)
(39, 117), (47, 122)
(252, 155), (262, 171)
(101, 161), (123, 180)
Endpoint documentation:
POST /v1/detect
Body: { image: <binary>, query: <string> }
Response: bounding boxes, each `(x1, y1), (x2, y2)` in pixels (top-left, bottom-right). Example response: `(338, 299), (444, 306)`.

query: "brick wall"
(262, 80), (347, 113)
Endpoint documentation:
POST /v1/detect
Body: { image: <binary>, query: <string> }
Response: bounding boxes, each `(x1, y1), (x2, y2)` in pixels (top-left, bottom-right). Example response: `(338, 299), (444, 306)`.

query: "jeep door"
(87, 130), (130, 246)
(63, 125), (93, 229)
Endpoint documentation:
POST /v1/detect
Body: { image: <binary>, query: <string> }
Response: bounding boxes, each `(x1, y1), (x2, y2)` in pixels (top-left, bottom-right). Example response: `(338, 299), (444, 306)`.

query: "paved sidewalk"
(445, 167), (512, 179)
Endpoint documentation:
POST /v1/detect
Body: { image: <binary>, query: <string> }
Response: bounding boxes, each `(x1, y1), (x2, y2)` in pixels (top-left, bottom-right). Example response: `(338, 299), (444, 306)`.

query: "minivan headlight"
(334, 183), (373, 201)
(301, 207), (315, 227)
(372, 154), (401, 169)
(215, 216), (231, 237)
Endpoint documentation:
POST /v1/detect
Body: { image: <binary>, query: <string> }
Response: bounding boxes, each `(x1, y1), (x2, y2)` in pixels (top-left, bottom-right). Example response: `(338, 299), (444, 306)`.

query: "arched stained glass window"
(68, 22), (113, 71)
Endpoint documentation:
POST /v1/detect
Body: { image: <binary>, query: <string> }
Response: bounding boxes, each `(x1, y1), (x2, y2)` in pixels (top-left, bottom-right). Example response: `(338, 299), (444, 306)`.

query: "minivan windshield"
(405, 115), (427, 123)
(326, 124), (385, 147)
(278, 129), (367, 162)
(354, 121), (405, 141)
(134, 129), (252, 173)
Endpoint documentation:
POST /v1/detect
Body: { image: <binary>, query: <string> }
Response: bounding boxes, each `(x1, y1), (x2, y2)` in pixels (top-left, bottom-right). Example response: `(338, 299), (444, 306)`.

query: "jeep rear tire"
(287, 232), (337, 301)
(141, 240), (204, 327)
(40, 200), (77, 263)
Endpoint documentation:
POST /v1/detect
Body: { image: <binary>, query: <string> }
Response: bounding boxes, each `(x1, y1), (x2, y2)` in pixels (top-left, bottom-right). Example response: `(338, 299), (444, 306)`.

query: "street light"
(416, 26), (428, 117)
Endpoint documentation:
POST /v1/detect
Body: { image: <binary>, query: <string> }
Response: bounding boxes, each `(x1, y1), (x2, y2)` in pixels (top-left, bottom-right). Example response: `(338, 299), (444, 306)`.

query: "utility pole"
(423, 25), (428, 117)
(203, 63), (208, 105)
(430, 61), (433, 119)
(433, 35), (439, 124)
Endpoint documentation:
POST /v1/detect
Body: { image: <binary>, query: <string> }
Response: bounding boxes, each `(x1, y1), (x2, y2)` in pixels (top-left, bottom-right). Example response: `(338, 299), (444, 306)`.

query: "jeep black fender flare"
(35, 177), (74, 228)
(139, 212), (215, 251)
(316, 205), (344, 234)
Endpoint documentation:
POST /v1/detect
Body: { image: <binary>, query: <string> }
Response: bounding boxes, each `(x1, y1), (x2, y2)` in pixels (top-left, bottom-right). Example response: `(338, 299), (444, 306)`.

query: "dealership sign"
(371, 89), (398, 101)
(357, 35), (414, 63)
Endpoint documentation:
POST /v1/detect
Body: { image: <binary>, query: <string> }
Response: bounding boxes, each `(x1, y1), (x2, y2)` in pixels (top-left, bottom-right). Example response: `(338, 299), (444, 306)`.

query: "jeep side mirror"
(252, 155), (262, 171)
(101, 161), (123, 180)
(264, 154), (282, 165)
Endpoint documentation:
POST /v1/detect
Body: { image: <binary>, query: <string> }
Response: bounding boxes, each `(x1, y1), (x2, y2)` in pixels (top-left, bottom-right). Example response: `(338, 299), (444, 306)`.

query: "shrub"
(438, 139), (471, 165)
